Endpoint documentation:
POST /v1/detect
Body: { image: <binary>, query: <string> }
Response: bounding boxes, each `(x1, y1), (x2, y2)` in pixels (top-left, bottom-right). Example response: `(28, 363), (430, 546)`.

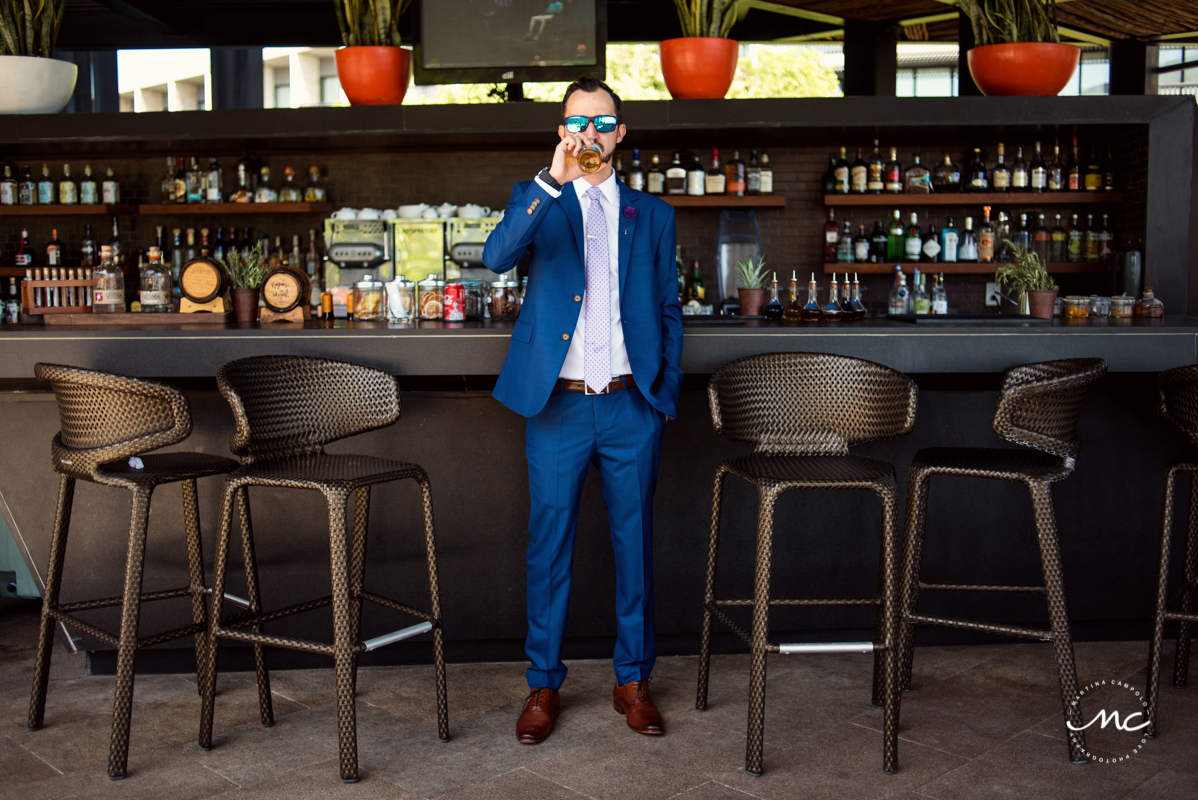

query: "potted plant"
(333, 0), (411, 106)
(222, 243), (270, 323)
(660, 0), (740, 99)
(995, 241), (1058, 318)
(0, 0), (77, 114)
(958, 0), (1079, 96)
(736, 255), (767, 316)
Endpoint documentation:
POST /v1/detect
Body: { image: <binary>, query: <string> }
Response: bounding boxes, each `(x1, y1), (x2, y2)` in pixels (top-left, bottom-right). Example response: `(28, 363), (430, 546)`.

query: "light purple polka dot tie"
(584, 186), (610, 394)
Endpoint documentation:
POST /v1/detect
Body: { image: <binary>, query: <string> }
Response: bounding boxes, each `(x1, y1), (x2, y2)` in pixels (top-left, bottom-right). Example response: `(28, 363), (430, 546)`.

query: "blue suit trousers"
(524, 385), (664, 690)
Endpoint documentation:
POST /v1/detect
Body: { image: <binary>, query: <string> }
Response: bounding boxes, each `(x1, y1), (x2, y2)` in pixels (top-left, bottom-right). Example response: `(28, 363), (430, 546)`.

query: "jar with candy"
(461, 281), (485, 320)
(418, 273), (445, 320)
(1063, 296), (1089, 319)
(1109, 294), (1134, 318)
(490, 279), (521, 320)
(353, 274), (386, 321)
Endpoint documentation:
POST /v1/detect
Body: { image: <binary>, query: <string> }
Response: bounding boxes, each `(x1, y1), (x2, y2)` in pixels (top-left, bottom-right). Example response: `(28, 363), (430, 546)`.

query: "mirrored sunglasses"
(563, 115), (619, 134)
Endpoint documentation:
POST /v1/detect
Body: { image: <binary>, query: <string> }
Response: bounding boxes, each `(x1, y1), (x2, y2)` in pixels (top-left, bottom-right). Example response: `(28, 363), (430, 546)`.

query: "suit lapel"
(617, 182), (639, 300)
(557, 184), (586, 269)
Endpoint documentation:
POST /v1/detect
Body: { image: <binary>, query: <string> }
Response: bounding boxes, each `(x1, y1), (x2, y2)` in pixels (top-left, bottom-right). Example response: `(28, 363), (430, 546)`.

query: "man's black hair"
(561, 77), (622, 121)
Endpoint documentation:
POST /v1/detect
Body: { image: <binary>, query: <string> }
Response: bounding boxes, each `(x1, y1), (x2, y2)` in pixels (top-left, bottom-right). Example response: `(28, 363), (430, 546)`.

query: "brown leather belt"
(558, 375), (637, 394)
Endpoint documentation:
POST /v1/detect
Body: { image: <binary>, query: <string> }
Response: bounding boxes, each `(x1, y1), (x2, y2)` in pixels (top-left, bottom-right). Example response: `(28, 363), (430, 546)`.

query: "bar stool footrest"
(778, 642), (876, 654)
(362, 622), (435, 651)
(716, 597), (880, 607)
(58, 586), (197, 613)
(918, 582), (1045, 593)
(360, 590), (436, 622)
(223, 595), (333, 629)
(1164, 610), (1198, 624)
(906, 612), (1052, 640)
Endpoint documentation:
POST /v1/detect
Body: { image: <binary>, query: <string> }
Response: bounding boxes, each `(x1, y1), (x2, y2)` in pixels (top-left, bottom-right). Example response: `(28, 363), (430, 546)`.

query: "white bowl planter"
(0, 55), (77, 114)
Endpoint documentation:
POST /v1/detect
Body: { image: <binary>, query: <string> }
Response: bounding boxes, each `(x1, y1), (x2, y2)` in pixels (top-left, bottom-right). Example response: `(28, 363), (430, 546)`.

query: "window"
(896, 67), (958, 97)
(274, 84), (290, 108)
(321, 75), (343, 106)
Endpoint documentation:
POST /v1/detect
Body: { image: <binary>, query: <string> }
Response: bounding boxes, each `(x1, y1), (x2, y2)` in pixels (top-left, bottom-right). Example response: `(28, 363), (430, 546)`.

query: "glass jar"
(1063, 296), (1089, 319)
(418, 273), (446, 320)
(490, 280), (521, 320)
(461, 281), (485, 320)
(353, 274), (386, 321)
(1134, 287), (1165, 318)
(1088, 295), (1110, 318)
(386, 277), (416, 321)
(1110, 295), (1134, 318)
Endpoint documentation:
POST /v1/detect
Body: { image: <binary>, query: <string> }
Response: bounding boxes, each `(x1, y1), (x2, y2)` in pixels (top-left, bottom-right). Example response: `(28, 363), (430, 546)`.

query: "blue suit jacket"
(482, 177), (683, 419)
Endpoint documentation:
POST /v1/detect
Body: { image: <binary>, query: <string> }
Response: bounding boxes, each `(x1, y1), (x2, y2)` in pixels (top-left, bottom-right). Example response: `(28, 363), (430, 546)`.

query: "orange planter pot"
(967, 43), (1080, 96)
(334, 46), (411, 106)
(659, 37), (739, 100)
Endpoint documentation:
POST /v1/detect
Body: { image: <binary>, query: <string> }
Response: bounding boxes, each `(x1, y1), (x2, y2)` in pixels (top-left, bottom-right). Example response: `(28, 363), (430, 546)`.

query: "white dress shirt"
(535, 170), (630, 381)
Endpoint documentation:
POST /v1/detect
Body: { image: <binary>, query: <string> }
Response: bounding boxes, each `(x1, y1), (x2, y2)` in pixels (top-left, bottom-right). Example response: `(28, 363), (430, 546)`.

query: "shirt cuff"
(534, 175), (562, 198)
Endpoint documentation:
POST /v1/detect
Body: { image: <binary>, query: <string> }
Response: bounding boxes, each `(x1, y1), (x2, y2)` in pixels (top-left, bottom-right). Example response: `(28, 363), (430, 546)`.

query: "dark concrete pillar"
(843, 20), (899, 96)
(957, 13), (982, 96)
(210, 47), (264, 110)
(57, 50), (119, 113)
(1110, 40), (1158, 95)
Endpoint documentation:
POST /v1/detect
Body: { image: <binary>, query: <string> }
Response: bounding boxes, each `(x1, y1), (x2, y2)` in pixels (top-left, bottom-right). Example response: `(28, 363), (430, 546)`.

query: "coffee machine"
(322, 219), (394, 313)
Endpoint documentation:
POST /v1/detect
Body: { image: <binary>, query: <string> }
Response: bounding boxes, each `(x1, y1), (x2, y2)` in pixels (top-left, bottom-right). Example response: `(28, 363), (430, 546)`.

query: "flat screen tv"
(413, 0), (605, 86)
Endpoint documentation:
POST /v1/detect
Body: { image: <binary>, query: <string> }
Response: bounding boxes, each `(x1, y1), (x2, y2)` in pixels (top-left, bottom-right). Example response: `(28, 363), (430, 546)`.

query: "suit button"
(562, 333), (570, 340)
(573, 295), (581, 302)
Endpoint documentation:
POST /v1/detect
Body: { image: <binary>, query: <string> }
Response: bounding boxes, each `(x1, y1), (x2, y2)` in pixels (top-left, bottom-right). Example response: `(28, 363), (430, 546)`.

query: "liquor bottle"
(705, 148), (725, 195)
(783, 271), (803, 320)
(686, 155), (706, 196)
(200, 158), (222, 202)
(840, 273), (855, 316)
(37, 164), (54, 204)
(277, 167), (301, 202)
(904, 154), (931, 193)
(1012, 145), (1030, 188)
(18, 166), (34, 205)
(1068, 135), (1082, 191)
(940, 217), (959, 263)
(886, 209), (905, 262)
(922, 224), (942, 263)
(270, 235), (284, 268)
(1014, 212), (1031, 253)
(1029, 141), (1047, 192)
(5, 277), (20, 323)
(977, 206), (995, 263)
(821, 153), (836, 194)
(646, 155), (665, 195)
(93, 245), (124, 313)
(724, 149), (746, 196)
(1099, 213), (1114, 258)
(213, 227), (226, 261)
(833, 146), (851, 194)
(965, 148), (988, 192)
(929, 273), (945, 314)
(870, 219), (888, 263)
(290, 234), (303, 272)
(764, 272), (784, 320)
(1033, 213), (1051, 264)
(958, 216), (978, 262)
(853, 223), (870, 263)
(884, 147), (903, 193)
(173, 157), (188, 203)
(171, 228), (184, 287)
(864, 140), (883, 194)
(1104, 144), (1116, 191)
(109, 217), (123, 271)
(186, 228), (197, 263)
(304, 166), (327, 202)
(745, 149), (761, 195)
(675, 244), (686, 301)
(663, 152), (685, 195)
(255, 166), (278, 202)
(822, 274), (843, 320)
(628, 149), (646, 192)
(80, 224), (96, 267)
(46, 229), (62, 268)
(913, 270), (930, 314)
(1083, 213), (1099, 262)
(689, 261), (705, 303)
(186, 157), (204, 203)
(230, 164), (254, 203)
(15, 227), (33, 268)
(901, 273), (912, 313)
(140, 247), (173, 312)
(850, 146), (868, 194)
(1084, 146), (1102, 191)
(1068, 213), (1083, 262)
(306, 229), (321, 278)
(823, 208), (839, 262)
(99, 166), (119, 204)
(849, 274), (867, 320)
(1049, 213), (1067, 263)
(992, 143), (1011, 192)
(0, 165), (15, 205)
(837, 221), (853, 263)
(758, 152), (773, 194)
(57, 164), (78, 204)
(160, 157), (175, 202)
(888, 267), (905, 315)
(1047, 138), (1065, 191)
(931, 152), (960, 192)
(200, 227), (211, 258)
(79, 164), (98, 204)
(802, 273), (823, 321)
(614, 154), (627, 185)
(904, 212), (922, 261)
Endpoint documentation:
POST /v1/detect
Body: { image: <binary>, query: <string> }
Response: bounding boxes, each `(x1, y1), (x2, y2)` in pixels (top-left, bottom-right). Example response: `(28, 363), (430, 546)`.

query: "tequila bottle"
(58, 164), (78, 204)
(230, 165), (254, 203)
(279, 167), (303, 202)
(186, 157), (204, 203)
(79, 165), (98, 204)
(139, 247), (173, 312)
(37, 164), (54, 204)
(255, 166), (278, 203)
(0, 165), (15, 205)
(102, 166), (120, 204)
(205, 158), (223, 202)
(93, 245), (124, 313)
(304, 166), (327, 202)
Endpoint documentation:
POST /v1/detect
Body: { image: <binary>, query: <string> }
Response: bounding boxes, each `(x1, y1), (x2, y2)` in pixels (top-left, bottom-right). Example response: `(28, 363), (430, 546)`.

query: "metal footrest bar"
(1164, 610), (1198, 624)
(212, 626), (337, 656)
(919, 581), (1045, 593)
(139, 621), (207, 648)
(361, 622), (435, 652)
(905, 612), (1052, 640)
(217, 591), (252, 609)
(222, 595), (333, 630)
(359, 591), (435, 622)
(46, 609), (120, 646)
(58, 586), (195, 613)
(779, 642), (876, 655)
(717, 597), (879, 607)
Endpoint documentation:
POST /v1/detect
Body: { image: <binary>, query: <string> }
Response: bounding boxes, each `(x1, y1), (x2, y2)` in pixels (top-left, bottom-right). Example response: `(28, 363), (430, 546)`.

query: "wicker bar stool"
(27, 363), (238, 780)
(896, 357), (1107, 765)
(1146, 364), (1198, 737)
(695, 352), (918, 777)
(197, 355), (448, 783)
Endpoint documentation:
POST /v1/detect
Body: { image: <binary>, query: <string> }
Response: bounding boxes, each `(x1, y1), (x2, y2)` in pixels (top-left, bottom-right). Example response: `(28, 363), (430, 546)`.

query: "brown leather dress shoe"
(613, 680), (664, 735)
(516, 687), (560, 744)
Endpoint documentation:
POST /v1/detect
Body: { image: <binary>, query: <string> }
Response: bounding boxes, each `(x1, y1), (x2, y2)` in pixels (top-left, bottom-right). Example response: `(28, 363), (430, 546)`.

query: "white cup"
(382, 209), (398, 219)
(458, 204), (491, 218)
(436, 203), (459, 218)
(398, 203), (431, 219)
(420, 208), (439, 219)
(357, 208), (381, 220)
(333, 207), (358, 219)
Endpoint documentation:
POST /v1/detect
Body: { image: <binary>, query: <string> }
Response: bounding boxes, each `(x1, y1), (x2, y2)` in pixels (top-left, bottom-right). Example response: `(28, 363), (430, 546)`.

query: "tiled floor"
(2, 598), (1195, 800)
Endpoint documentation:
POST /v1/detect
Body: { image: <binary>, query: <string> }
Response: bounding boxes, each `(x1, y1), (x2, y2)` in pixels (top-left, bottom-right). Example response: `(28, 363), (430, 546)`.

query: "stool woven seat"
(896, 357), (1107, 765)
(28, 363), (237, 780)
(695, 352), (917, 777)
(198, 355), (447, 784)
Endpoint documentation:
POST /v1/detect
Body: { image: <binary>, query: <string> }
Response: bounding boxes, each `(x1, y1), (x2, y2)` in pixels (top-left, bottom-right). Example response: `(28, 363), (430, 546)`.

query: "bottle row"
(2, 164), (122, 206)
(822, 135), (1116, 196)
(761, 271), (871, 322)
(823, 207), (1116, 265)
(621, 148), (774, 198)
(885, 267), (951, 316)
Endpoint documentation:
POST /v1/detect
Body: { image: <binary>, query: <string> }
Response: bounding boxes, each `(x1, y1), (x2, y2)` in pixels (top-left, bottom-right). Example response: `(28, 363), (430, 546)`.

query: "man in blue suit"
(483, 77), (683, 744)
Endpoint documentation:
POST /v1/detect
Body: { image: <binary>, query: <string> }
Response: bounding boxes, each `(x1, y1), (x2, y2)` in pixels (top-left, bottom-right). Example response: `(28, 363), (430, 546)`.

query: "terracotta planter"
(738, 288), (766, 316)
(334, 46), (411, 106)
(659, 37), (739, 100)
(1027, 289), (1058, 319)
(231, 288), (260, 323)
(967, 43), (1079, 96)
